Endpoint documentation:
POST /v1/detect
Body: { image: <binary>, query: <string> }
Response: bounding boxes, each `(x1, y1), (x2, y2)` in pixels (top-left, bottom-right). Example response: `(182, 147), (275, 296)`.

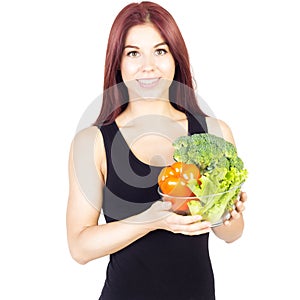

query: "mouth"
(137, 78), (160, 88)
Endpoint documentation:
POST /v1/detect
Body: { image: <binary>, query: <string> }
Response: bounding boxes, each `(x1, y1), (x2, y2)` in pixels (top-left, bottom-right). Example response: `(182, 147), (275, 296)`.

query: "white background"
(1, 0), (299, 299)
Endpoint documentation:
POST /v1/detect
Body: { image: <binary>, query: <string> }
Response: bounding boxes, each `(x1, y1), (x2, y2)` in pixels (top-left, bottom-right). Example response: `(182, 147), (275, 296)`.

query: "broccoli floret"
(172, 136), (191, 164)
(229, 156), (244, 170)
(216, 155), (230, 170)
(173, 133), (238, 172)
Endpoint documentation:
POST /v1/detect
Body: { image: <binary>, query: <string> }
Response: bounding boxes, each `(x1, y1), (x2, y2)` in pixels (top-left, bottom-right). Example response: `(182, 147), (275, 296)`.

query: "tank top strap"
(98, 122), (117, 161)
(186, 111), (208, 135)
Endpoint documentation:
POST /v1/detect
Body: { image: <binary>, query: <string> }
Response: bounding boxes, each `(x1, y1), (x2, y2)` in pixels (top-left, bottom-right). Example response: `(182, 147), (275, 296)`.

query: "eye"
(127, 50), (140, 57)
(155, 48), (167, 56)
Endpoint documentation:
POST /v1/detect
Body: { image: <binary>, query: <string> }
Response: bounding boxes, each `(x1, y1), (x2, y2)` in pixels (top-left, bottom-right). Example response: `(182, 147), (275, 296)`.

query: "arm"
(66, 126), (211, 265)
(206, 117), (247, 243)
(66, 126), (154, 264)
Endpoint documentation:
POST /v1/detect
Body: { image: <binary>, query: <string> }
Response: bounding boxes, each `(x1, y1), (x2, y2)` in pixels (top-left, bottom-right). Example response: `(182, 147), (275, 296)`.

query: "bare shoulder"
(70, 125), (106, 181)
(205, 116), (236, 145)
(72, 125), (102, 144)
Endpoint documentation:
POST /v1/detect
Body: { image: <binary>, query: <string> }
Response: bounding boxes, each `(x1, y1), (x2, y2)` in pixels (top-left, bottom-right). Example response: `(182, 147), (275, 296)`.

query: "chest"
(130, 135), (175, 166)
(119, 118), (188, 167)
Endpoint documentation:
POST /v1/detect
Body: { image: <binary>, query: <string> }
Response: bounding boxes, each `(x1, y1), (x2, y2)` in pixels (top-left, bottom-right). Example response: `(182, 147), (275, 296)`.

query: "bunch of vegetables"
(158, 133), (248, 223)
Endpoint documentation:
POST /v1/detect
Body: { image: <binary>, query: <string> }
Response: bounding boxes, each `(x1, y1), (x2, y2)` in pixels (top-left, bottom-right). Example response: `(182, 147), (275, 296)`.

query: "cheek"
(120, 61), (139, 81)
(160, 60), (175, 78)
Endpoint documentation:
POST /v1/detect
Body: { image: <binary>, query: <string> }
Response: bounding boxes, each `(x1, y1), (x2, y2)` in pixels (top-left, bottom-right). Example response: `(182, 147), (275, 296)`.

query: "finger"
(172, 214), (203, 225)
(171, 221), (211, 233)
(240, 191), (247, 203)
(184, 222), (211, 235)
(181, 228), (211, 236)
(235, 201), (245, 213)
(224, 219), (231, 226)
(230, 209), (241, 220)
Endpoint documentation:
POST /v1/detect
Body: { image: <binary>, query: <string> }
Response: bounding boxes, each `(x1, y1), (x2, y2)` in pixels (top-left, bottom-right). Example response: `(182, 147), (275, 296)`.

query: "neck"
(116, 98), (186, 128)
(127, 98), (173, 117)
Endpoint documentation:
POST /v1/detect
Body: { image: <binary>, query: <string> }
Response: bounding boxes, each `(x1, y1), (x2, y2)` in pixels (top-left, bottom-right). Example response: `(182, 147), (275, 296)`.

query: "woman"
(67, 2), (247, 299)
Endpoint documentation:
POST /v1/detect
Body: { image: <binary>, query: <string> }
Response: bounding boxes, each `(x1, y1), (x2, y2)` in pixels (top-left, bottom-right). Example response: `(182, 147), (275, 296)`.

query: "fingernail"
(193, 215), (202, 221)
(224, 220), (231, 226)
(202, 221), (211, 227)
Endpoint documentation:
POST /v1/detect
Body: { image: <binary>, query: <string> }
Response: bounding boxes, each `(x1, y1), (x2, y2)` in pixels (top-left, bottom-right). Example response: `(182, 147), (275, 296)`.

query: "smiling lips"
(137, 78), (160, 88)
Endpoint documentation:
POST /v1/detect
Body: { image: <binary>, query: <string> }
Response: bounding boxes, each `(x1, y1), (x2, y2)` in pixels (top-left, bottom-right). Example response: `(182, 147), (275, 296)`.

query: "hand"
(146, 201), (211, 236)
(224, 191), (247, 226)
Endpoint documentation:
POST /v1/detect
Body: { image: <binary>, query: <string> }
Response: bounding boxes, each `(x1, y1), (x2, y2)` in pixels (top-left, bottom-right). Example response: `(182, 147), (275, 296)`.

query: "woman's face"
(120, 23), (175, 99)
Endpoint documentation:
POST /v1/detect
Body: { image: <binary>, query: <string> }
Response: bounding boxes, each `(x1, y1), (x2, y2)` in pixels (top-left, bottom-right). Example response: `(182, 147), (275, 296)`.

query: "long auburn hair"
(94, 1), (205, 126)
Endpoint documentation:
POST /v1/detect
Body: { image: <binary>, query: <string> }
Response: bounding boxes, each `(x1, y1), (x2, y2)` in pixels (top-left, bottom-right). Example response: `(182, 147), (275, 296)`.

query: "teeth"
(138, 78), (159, 85)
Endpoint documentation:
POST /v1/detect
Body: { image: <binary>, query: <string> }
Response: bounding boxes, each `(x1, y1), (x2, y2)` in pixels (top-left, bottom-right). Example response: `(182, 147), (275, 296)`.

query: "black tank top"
(98, 112), (215, 300)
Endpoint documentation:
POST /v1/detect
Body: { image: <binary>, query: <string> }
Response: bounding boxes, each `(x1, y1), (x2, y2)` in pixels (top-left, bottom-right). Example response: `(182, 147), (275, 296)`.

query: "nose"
(141, 54), (155, 72)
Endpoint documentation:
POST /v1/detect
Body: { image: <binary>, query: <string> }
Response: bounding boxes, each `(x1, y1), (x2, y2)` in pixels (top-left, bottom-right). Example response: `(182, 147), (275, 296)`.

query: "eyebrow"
(123, 42), (168, 50)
